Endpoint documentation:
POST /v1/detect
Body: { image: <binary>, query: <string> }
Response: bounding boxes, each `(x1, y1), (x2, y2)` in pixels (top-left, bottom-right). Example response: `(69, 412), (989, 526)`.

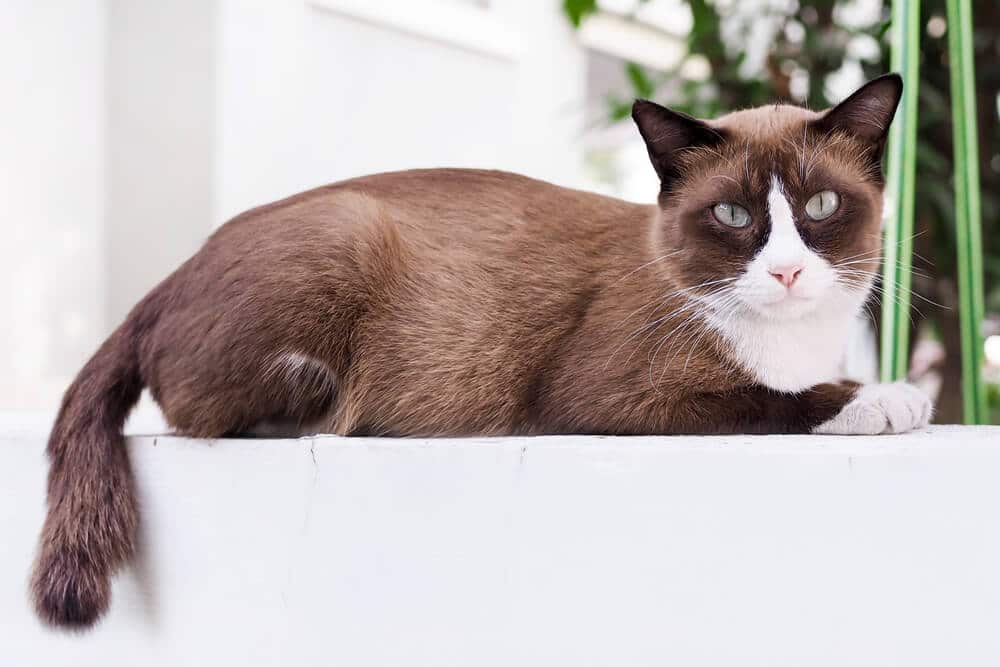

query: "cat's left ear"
(812, 73), (903, 152)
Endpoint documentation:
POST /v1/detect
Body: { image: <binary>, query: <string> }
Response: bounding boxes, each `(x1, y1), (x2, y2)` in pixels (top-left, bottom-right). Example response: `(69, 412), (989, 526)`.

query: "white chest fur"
(707, 306), (858, 393)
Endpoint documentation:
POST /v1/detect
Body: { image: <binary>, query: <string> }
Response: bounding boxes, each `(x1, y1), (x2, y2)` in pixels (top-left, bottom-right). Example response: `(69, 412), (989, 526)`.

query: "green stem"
(880, 0), (921, 382)
(946, 0), (988, 424)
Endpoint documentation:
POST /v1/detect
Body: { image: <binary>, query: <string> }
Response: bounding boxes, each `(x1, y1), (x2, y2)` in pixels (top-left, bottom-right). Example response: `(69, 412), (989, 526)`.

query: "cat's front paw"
(813, 382), (932, 435)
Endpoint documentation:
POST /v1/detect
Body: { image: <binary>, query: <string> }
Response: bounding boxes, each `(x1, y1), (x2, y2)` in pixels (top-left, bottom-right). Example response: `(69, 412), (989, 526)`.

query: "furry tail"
(31, 316), (145, 629)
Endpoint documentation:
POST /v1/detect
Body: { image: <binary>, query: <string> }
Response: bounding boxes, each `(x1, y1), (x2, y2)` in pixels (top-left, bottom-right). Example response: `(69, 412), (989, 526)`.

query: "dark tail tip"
(30, 455), (138, 630)
(31, 546), (112, 630)
(31, 435), (139, 631)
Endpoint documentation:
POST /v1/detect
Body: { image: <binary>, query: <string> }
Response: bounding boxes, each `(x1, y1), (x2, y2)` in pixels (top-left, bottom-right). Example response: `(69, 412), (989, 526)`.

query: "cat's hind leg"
(240, 352), (340, 437)
(148, 343), (340, 439)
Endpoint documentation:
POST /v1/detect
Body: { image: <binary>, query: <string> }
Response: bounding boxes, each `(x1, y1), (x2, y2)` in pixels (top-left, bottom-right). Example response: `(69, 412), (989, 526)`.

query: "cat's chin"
(740, 287), (865, 324)
(739, 295), (824, 322)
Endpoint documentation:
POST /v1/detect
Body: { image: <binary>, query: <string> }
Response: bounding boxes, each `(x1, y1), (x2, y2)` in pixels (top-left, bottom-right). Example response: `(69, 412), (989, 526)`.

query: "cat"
(32, 73), (930, 629)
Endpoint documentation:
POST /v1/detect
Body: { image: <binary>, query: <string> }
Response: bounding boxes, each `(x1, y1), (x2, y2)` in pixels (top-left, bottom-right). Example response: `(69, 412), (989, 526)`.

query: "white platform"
(3, 423), (1000, 666)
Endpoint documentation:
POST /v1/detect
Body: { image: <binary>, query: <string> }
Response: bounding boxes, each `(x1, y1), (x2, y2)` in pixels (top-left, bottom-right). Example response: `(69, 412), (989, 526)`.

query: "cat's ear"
(632, 100), (725, 188)
(812, 73), (903, 149)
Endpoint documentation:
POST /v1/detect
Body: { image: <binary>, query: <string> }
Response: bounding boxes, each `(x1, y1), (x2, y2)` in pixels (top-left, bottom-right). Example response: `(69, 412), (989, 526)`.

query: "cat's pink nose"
(768, 264), (802, 288)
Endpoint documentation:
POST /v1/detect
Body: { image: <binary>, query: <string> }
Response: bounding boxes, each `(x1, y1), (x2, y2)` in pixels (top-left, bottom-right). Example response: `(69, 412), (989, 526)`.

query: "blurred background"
(1, 0), (997, 423)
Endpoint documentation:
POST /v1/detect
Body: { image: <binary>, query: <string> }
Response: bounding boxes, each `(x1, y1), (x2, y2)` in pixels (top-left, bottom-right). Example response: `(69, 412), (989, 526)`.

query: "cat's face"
(633, 75), (902, 323)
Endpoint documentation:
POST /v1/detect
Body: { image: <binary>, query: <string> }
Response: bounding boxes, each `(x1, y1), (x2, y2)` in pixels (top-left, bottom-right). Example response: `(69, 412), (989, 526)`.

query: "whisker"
(611, 250), (685, 286)
(604, 279), (737, 369)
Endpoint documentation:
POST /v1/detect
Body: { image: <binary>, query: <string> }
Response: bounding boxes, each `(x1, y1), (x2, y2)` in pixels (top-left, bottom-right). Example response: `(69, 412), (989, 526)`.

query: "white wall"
(213, 0), (586, 222)
(4, 426), (1000, 666)
(0, 1), (107, 412)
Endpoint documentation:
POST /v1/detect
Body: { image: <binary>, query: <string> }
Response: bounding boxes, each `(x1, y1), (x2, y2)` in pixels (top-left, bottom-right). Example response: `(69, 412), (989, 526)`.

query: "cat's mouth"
(738, 289), (824, 320)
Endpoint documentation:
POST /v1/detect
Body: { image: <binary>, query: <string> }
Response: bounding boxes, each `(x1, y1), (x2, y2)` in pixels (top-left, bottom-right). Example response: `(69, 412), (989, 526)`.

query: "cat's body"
(32, 74), (931, 629)
(132, 168), (837, 439)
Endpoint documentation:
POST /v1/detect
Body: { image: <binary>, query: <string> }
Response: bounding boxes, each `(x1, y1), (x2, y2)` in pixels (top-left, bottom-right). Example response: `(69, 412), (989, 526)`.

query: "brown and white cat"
(32, 73), (930, 629)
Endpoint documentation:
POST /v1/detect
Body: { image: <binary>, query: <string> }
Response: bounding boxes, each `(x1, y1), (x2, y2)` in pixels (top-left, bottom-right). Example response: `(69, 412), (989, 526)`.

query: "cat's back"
(341, 168), (651, 254)
(220, 168), (651, 252)
(342, 168), (646, 229)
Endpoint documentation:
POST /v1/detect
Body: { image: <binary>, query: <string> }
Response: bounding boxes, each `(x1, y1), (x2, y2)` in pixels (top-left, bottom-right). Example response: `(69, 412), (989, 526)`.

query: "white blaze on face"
(764, 176), (807, 272)
(733, 174), (835, 318)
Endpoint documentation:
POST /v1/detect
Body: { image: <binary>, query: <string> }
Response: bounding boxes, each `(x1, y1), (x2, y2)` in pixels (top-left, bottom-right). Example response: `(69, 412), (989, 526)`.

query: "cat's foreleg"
(667, 381), (931, 435)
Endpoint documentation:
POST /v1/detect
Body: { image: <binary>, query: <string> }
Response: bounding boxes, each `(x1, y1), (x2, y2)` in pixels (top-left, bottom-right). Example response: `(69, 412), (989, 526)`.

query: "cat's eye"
(805, 190), (840, 220)
(712, 202), (751, 228)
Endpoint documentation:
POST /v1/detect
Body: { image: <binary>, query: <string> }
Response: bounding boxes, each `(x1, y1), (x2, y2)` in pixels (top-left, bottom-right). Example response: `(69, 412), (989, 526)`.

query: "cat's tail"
(30, 311), (148, 629)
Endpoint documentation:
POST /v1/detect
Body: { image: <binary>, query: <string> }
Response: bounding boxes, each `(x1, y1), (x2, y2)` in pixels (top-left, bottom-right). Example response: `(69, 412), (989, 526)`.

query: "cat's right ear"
(631, 100), (725, 189)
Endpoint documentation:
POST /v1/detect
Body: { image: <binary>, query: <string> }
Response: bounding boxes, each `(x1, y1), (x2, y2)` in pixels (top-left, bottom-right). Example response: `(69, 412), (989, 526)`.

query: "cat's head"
(632, 74), (902, 322)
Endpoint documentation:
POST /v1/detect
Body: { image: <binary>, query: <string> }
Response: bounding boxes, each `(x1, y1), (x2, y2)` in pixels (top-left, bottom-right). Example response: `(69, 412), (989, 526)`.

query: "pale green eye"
(805, 190), (840, 220)
(712, 202), (751, 228)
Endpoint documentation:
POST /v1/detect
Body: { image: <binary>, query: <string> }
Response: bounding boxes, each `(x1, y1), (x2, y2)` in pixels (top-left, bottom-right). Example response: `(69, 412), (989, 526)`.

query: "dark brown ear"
(812, 73), (903, 150)
(632, 100), (725, 190)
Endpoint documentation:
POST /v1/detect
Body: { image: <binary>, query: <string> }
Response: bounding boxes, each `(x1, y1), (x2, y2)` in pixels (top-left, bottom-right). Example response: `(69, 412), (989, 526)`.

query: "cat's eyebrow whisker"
(744, 139), (752, 185)
(802, 133), (850, 182)
(799, 126), (807, 182)
(709, 174), (744, 191)
(697, 145), (726, 162)
(779, 131), (808, 184)
(804, 134), (833, 182)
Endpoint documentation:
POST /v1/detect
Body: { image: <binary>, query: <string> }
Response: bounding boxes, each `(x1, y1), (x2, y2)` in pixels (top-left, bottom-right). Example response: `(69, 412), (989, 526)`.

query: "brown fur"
(33, 75), (902, 628)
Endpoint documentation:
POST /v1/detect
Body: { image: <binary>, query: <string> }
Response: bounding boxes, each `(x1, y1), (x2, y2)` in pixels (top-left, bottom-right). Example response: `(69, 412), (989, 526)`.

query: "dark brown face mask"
(631, 74), (901, 309)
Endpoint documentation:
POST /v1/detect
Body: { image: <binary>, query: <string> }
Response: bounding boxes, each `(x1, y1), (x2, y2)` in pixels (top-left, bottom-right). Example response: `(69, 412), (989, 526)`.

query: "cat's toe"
(813, 382), (932, 435)
(895, 381), (933, 429)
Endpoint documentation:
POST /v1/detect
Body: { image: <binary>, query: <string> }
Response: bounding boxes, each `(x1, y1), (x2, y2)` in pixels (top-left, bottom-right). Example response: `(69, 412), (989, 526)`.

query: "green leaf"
(625, 62), (655, 99)
(607, 96), (633, 122)
(562, 0), (597, 28)
(876, 19), (892, 40)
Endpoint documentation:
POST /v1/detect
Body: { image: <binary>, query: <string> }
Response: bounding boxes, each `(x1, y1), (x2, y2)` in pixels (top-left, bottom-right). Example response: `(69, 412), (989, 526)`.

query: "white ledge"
(4, 425), (1000, 666)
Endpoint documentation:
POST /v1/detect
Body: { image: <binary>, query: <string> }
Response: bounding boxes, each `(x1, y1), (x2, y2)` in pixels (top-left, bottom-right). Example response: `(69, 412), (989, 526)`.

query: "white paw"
(813, 382), (932, 435)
